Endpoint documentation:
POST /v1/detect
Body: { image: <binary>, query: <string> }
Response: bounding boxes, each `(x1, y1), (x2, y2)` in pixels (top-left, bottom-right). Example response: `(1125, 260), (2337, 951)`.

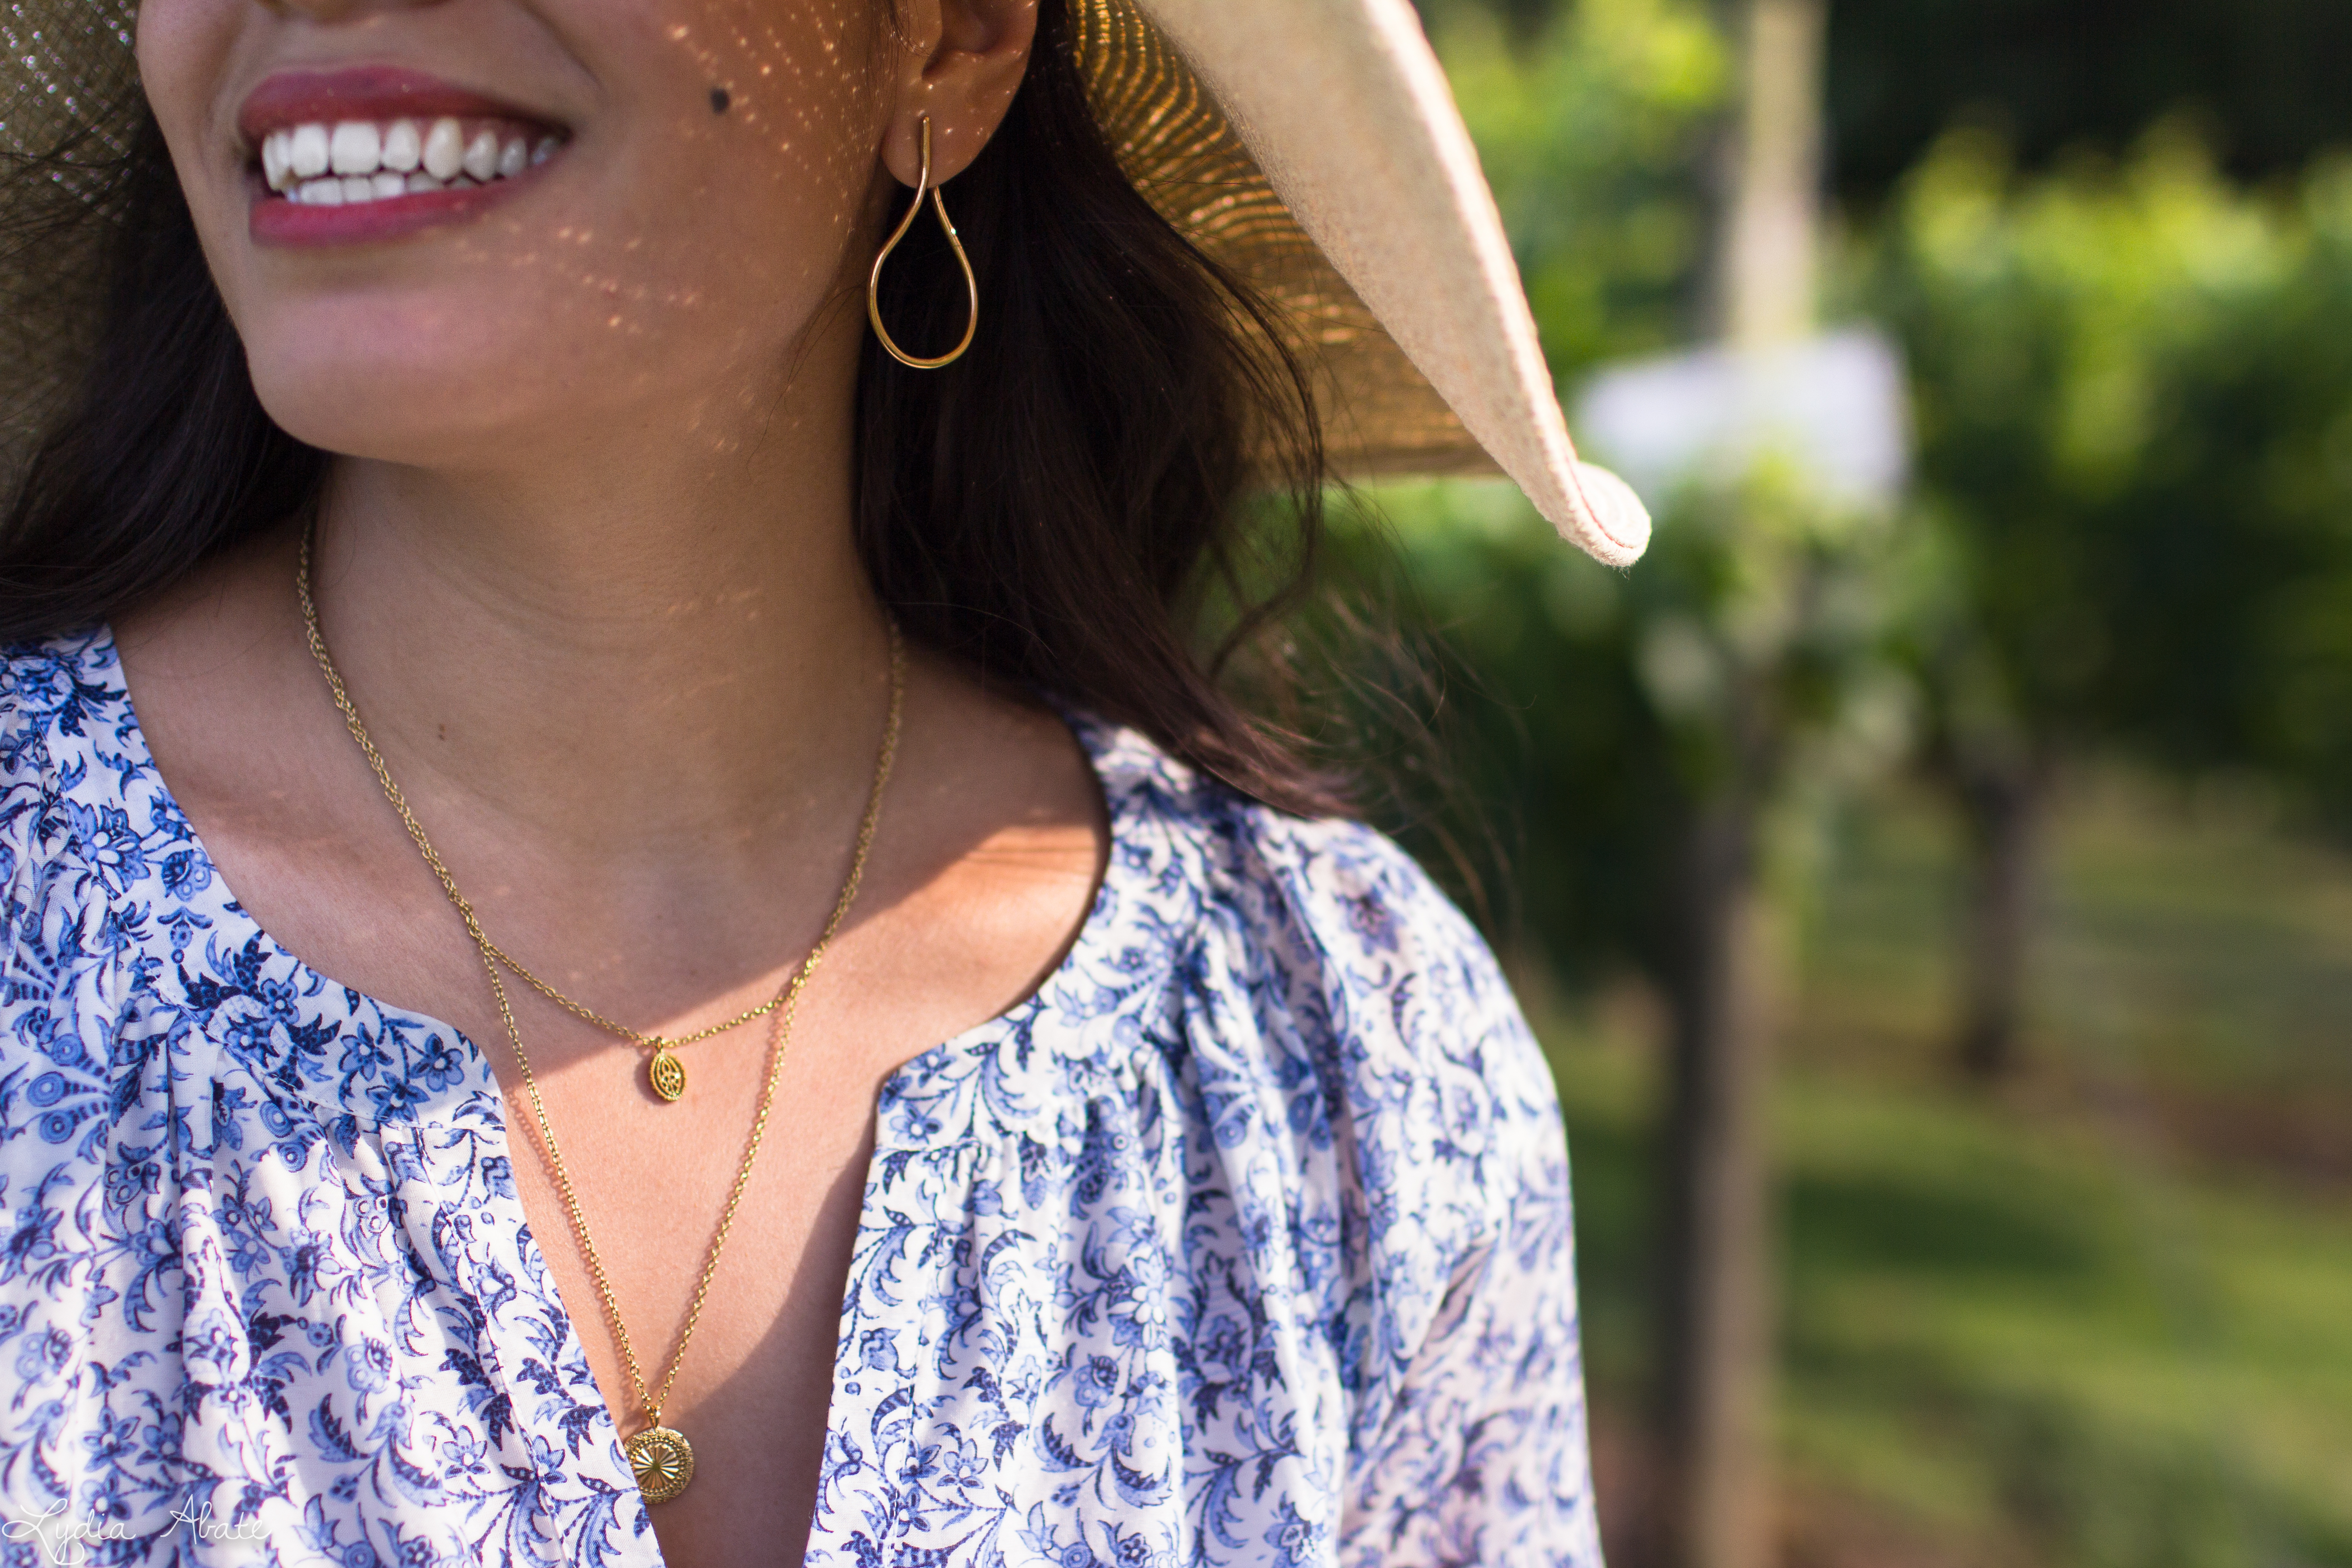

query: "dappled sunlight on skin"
(133, 0), (976, 489)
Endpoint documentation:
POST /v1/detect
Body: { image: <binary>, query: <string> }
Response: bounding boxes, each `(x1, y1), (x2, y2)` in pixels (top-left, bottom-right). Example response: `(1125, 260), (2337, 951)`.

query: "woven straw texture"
(1072, 0), (1491, 479)
(0, 1), (139, 474)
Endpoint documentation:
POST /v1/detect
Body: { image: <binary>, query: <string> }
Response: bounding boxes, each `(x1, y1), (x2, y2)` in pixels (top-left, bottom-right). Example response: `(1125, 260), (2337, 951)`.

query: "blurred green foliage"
(1348, 470), (1911, 984)
(1860, 127), (2352, 820)
(1426, 0), (2352, 204)
(1389, 0), (2352, 925)
(1345, 0), (2352, 1561)
(1431, 0), (1724, 375)
(1821, 0), (2352, 204)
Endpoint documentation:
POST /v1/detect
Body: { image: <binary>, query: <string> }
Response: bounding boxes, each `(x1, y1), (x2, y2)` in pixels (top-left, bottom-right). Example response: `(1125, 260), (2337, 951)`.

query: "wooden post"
(1656, 785), (1781, 1568)
(1955, 751), (2051, 1081)
(1654, 4), (1824, 1567)
(1722, 0), (1826, 355)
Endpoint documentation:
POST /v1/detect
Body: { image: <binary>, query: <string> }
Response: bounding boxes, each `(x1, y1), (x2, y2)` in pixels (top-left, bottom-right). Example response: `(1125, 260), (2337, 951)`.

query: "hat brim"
(1080, 0), (1651, 564)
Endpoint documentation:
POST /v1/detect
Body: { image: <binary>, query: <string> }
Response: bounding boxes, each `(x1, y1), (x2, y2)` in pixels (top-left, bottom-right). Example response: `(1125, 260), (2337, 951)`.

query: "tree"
(1861, 124), (2319, 1077)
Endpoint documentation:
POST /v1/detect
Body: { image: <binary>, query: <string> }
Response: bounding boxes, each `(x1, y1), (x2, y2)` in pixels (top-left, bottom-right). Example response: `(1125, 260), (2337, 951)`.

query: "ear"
(879, 0), (1041, 188)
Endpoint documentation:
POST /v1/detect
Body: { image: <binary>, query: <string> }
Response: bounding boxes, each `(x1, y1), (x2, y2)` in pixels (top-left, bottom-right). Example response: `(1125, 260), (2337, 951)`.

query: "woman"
(0, 0), (1645, 1562)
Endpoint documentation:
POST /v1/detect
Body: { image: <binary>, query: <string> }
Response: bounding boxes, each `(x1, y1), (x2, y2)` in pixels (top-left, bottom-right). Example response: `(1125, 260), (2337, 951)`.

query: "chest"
(119, 970), (1352, 1568)
(493, 982), (897, 1567)
(120, 727), (1115, 1560)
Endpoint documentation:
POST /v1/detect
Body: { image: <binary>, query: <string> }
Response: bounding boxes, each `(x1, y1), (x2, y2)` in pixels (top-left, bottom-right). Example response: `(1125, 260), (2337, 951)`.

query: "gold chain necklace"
(300, 538), (839, 1102)
(299, 541), (872, 1098)
(297, 529), (904, 1504)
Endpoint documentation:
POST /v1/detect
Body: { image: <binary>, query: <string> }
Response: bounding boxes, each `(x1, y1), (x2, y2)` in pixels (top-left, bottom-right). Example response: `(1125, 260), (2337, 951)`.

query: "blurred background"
(1340, 1), (2352, 1564)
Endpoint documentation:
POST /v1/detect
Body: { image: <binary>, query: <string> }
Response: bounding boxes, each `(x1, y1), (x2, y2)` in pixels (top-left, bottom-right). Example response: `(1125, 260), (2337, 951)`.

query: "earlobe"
(881, 109), (960, 189)
(883, 0), (1039, 187)
(879, 113), (929, 190)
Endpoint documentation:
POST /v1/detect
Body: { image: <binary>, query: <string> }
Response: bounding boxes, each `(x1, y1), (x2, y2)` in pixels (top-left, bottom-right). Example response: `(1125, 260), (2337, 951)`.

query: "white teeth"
(329, 121), (381, 176)
(289, 123), (330, 180)
(293, 171), (441, 206)
(381, 119), (422, 173)
(461, 131), (499, 184)
(423, 118), (466, 181)
(268, 116), (554, 202)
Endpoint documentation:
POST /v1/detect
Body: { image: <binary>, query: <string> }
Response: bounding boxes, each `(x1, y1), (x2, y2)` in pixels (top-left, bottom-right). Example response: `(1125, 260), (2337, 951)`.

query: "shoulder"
(0, 626), (144, 870)
(0, 627), (177, 1014)
(1087, 712), (1548, 1098)
(0, 625), (128, 768)
(1080, 716), (1573, 1435)
(0, 628), (181, 1158)
(1082, 711), (1562, 1209)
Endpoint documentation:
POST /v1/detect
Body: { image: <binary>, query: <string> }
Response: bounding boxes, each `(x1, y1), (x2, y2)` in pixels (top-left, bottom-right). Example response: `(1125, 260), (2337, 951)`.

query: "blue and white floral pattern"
(0, 627), (1601, 1566)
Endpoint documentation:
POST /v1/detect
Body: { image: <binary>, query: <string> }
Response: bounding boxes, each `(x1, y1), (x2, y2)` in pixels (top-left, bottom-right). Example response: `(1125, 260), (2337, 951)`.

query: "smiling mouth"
(255, 115), (564, 206)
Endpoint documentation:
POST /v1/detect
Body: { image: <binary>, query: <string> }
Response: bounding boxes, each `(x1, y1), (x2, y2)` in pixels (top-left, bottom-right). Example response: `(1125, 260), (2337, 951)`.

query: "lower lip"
(248, 162), (552, 247)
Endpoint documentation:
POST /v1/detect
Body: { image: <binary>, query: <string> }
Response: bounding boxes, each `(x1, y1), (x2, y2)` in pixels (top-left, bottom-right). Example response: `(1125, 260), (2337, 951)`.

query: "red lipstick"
(238, 66), (552, 148)
(240, 66), (565, 249)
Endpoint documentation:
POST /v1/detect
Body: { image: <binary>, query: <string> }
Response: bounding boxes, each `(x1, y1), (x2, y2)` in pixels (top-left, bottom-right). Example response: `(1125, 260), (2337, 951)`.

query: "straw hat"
(0, 0), (1651, 565)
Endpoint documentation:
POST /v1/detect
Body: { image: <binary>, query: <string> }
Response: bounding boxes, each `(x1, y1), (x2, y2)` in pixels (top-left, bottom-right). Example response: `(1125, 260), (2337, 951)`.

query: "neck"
(302, 350), (890, 870)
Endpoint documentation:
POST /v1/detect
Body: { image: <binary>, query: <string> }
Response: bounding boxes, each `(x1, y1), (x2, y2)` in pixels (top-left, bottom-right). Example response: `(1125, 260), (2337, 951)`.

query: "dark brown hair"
(0, 0), (1349, 813)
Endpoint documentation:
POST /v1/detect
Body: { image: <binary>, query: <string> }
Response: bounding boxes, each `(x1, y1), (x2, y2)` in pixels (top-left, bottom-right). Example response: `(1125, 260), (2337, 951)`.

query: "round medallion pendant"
(625, 1424), (695, 1504)
(647, 1046), (686, 1103)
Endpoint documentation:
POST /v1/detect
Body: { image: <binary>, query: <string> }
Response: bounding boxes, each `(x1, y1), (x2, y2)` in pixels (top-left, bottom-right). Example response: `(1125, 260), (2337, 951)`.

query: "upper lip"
(236, 65), (561, 151)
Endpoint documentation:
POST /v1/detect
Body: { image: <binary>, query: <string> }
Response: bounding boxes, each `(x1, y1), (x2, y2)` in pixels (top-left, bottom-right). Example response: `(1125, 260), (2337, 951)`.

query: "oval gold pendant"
(625, 1424), (695, 1504)
(647, 1046), (686, 1102)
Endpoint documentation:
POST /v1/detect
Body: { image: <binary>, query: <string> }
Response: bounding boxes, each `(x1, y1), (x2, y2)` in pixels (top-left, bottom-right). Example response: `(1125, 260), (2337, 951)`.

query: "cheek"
(134, 0), (240, 221)
(134, 0), (223, 127)
(240, 171), (868, 466)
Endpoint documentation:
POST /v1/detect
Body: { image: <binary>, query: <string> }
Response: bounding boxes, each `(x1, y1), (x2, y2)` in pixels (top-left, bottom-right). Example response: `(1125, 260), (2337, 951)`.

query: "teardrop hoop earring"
(867, 113), (980, 370)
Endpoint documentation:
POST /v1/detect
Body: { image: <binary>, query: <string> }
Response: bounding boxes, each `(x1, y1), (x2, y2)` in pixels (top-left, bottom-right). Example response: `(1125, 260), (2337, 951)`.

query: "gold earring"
(867, 114), (979, 370)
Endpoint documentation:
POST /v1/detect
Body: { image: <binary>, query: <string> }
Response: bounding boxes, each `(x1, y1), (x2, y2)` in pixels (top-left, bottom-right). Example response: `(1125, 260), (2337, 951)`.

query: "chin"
(250, 355), (535, 468)
(238, 294), (644, 465)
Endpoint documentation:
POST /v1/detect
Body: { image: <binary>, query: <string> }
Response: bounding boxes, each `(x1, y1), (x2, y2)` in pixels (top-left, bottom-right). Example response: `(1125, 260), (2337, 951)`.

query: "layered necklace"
(297, 529), (903, 1504)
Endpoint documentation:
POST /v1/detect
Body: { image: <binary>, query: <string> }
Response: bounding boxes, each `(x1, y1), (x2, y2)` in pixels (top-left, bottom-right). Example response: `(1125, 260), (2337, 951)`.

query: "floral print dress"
(0, 628), (1603, 1567)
